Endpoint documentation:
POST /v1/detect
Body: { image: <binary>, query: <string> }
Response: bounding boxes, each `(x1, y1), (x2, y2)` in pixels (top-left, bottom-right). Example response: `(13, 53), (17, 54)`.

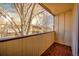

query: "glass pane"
(0, 3), (54, 39)
(30, 4), (54, 34)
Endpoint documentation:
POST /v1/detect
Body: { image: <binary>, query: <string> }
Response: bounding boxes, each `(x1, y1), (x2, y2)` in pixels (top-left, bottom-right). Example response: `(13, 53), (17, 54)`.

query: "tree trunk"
(26, 4), (36, 35)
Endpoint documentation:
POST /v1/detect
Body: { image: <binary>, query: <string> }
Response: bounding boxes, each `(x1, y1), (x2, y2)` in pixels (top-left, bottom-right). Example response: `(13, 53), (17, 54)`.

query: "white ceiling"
(42, 3), (74, 15)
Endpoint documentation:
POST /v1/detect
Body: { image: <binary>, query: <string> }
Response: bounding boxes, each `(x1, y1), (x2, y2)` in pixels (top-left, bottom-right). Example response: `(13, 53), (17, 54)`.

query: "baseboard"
(40, 42), (55, 56)
(55, 41), (71, 47)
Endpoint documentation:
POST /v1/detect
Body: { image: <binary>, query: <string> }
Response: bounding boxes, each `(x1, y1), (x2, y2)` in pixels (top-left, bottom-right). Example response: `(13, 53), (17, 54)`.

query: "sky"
(0, 3), (17, 16)
(0, 3), (13, 11)
(0, 3), (54, 29)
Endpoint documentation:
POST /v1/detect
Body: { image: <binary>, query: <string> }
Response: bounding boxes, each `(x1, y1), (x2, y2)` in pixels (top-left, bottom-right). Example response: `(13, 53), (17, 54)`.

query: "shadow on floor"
(41, 42), (72, 56)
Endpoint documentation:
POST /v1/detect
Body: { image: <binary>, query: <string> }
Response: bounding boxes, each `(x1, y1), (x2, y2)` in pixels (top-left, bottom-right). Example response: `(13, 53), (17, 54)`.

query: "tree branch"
(23, 4), (32, 26)
(26, 4), (36, 35)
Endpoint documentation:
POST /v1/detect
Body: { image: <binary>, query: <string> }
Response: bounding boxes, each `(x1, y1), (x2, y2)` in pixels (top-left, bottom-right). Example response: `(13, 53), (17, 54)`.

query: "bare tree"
(0, 7), (20, 35)
(0, 3), (48, 37)
(0, 3), (36, 36)
(14, 3), (36, 35)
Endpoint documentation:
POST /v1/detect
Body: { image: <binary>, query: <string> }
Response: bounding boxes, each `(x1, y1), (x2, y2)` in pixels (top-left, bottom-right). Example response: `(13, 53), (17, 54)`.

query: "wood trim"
(55, 41), (71, 46)
(53, 16), (55, 31)
(0, 31), (55, 42)
(39, 3), (55, 16)
(58, 15), (59, 35)
(63, 13), (65, 43)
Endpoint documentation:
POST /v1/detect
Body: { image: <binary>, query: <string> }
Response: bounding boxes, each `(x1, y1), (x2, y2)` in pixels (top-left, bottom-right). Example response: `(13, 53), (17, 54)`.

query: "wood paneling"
(58, 13), (65, 43)
(55, 16), (59, 41)
(43, 3), (74, 15)
(0, 42), (7, 56)
(0, 31), (55, 56)
(64, 11), (72, 46)
(55, 11), (72, 46)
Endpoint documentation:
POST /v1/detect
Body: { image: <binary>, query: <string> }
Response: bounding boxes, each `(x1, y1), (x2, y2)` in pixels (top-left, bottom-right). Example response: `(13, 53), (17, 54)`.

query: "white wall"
(71, 4), (78, 56)
(0, 31), (55, 56)
(55, 11), (73, 46)
(54, 4), (78, 56)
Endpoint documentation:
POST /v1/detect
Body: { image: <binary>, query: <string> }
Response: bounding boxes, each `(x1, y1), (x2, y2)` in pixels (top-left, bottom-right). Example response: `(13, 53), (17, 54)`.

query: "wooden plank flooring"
(41, 42), (72, 56)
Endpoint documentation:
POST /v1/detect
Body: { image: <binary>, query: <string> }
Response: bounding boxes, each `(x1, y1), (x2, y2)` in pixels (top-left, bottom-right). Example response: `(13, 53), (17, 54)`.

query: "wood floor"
(41, 42), (72, 56)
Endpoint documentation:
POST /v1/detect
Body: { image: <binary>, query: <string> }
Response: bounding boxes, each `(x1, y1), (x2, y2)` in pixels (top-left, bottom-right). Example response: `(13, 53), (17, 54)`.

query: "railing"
(0, 31), (55, 56)
(0, 31), (55, 42)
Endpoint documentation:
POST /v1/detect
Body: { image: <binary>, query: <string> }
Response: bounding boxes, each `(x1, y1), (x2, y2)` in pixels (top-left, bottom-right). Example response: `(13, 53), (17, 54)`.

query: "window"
(0, 3), (54, 38)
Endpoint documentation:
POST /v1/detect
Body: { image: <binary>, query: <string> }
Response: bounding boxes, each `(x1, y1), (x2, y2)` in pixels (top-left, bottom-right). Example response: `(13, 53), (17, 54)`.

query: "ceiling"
(41, 3), (74, 15)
